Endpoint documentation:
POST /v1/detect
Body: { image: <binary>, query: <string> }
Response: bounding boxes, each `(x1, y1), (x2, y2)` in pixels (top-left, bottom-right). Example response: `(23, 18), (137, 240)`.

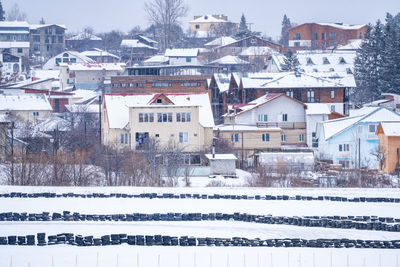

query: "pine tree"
(279, 15), (292, 47)
(0, 1), (5, 21)
(282, 49), (299, 71)
(235, 13), (252, 39)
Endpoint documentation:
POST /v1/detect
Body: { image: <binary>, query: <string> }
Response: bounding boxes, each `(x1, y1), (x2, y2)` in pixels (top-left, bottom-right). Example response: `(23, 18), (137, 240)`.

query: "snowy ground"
(1, 186), (400, 267)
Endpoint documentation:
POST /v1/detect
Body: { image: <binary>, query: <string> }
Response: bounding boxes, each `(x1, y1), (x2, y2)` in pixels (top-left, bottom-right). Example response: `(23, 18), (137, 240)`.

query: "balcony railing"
(256, 122), (306, 129)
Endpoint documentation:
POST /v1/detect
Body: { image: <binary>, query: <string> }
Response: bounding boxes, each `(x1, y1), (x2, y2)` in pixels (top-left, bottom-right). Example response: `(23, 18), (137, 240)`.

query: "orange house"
(376, 122), (400, 174)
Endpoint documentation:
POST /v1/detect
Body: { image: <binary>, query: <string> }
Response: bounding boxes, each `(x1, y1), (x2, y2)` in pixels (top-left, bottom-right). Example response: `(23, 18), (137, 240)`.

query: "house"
(364, 93), (400, 113)
(239, 71), (355, 115)
(266, 51), (356, 74)
(205, 154), (237, 176)
(66, 32), (102, 52)
(316, 107), (400, 169)
(0, 93), (52, 123)
(120, 39), (158, 64)
(214, 35), (281, 57)
(204, 36), (236, 49)
(80, 48), (120, 63)
(0, 21), (29, 43)
(239, 46), (276, 72)
(0, 52), (22, 76)
(306, 103), (330, 148)
(59, 62), (126, 90)
(0, 41), (29, 59)
(102, 93), (214, 153)
(215, 93), (307, 164)
(288, 23), (367, 50)
(208, 55), (250, 73)
(110, 75), (208, 94)
(143, 55), (169, 66)
(376, 122), (400, 174)
(164, 48), (200, 65)
(189, 15), (237, 38)
(29, 24), (66, 59)
(43, 51), (95, 70)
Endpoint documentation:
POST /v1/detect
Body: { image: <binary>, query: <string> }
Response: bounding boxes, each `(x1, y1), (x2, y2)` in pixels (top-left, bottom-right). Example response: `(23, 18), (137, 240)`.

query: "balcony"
(256, 122), (306, 129)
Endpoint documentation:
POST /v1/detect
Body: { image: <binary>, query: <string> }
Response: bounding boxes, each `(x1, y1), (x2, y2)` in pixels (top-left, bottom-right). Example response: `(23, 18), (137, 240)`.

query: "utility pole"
(98, 95), (102, 145)
(10, 121), (14, 185)
(241, 131), (244, 169)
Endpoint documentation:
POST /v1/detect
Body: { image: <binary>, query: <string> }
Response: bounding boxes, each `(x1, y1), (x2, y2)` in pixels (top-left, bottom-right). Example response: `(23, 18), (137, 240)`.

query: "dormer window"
(306, 57), (314, 65)
(156, 99), (162, 104)
(323, 57), (330, 64)
(339, 57), (346, 64)
(346, 68), (353, 74)
(251, 38), (257, 44)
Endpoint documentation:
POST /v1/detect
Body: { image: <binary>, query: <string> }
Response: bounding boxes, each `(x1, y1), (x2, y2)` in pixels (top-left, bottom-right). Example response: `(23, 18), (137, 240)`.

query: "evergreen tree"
(279, 14), (292, 47)
(282, 49), (299, 71)
(39, 17), (46, 24)
(235, 13), (252, 39)
(0, 1), (5, 21)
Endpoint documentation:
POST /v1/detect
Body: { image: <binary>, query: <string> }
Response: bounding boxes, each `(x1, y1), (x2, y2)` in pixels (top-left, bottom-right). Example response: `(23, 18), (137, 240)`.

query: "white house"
(43, 51), (95, 70)
(316, 107), (400, 169)
(164, 48), (200, 65)
(306, 103), (330, 148)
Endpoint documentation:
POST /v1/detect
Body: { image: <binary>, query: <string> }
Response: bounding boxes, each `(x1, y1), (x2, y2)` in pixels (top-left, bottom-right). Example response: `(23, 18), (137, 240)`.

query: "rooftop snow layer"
(306, 103), (331, 115)
(165, 48), (199, 57)
(0, 94), (52, 111)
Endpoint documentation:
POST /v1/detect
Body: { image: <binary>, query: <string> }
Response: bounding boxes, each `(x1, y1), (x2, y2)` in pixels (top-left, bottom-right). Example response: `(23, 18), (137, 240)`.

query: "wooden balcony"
(256, 122), (306, 129)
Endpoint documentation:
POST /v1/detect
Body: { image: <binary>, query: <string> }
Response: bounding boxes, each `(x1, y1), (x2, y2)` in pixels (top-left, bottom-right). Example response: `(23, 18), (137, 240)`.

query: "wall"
(306, 114), (328, 147)
(379, 134), (400, 174)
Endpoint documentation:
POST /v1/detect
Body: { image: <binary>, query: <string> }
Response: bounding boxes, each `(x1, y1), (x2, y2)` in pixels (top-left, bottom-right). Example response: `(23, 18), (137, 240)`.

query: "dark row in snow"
(1, 192), (400, 203)
(1, 233), (400, 249)
(2, 211), (400, 233)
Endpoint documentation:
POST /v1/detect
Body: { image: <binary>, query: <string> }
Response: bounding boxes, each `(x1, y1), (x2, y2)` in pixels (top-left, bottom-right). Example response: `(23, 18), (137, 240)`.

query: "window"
(307, 91), (315, 102)
(329, 32), (336, 40)
(281, 134), (286, 142)
(323, 57), (330, 64)
(129, 83), (134, 87)
(339, 144), (350, 152)
(58, 36), (63, 43)
(312, 33), (318, 40)
(157, 113), (172, 122)
(120, 83), (126, 88)
(136, 83), (143, 87)
(56, 28), (63, 34)
(181, 82), (201, 87)
(339, 160), (350, 168)
(176, 112), (191, 122)
(306, 58), (314, 65)
(331, 105), (335, 112)
(17, 48), (22, 53)
(155, 134), (159, 137)
(293, 33), (301, 40)
(152, 83), (171, 87)
(250, 38), (257, 44)
(321, 32), (326, 40)
(359, 32), (363, 39)
(139, 113), (154, 123)
(112, 83), (118, 88)
(51, 36), (56, 43)
(286, 91), (294, 98)
(186, 57), (192, 63)
(120, 134), (128, 144)
(231, 133), (239, 143)
(294, 42), (300, 47)
(282, 114), (288, 122)
(331, 90), (335, 99)
(179, 132), (188, 143)
(195, 24), (200, 29)
(258, 114), (268, 122)
(55, 58), (61, 64)
(156, 99), (162, 104)
(369, 124), (377, 133)
(299, 134), (304, 142)
(262, 133), (270, 142)
(33, 35), (40, 42)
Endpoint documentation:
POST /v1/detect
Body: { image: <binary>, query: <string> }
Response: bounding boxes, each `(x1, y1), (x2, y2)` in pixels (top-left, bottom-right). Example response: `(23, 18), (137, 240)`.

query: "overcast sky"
(3, 0), (400, 40)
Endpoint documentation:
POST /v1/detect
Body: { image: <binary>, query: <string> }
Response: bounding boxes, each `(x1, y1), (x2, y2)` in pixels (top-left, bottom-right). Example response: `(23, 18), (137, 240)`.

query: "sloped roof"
(306, 103), (331, 115)
(59, 62), (125, 71)
(80, 48), (120, 59)
(0, 42), (29, 48)
(204, 36), (236, 47)
(121, 39), (156, 49)
(190, 15), (227, 23)
(378, 122), (400, 136)
(69, 33), (102, 41)
(30, 24), (66, 30)
(143, 55), (169, 64)
(210, 55), (249, 65)
(104, 93), (214, 129)
(0, 94), (52, 111)
(212, 73), (231, 93)
(0, 21), (29, 28)
(240, 46), (275, 56)
(337, 39), (363, 50)
(165, 48), (199, 57)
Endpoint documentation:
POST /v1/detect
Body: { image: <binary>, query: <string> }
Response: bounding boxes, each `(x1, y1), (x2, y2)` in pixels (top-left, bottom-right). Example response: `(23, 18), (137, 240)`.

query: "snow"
(306, 103), (331, 115)
(204, 36), (237, 48)
(104, 93), (214, 129)
(165, 48), (199, 57)
(59, 62), (125, 71)
(214, 124), (281, 132)
(31, 70), (60, 80)
(205, 154), (237, 160)
(212, 73), (231, 93)
(0, 41), (29, 48)
(0, 94), (52, 111)
(29, 24), (66, 30)
(143, 55), (169, 64)
(210, 55), (249, 65)
(315, 23), (366, 30)
(0, 21), (29, 28)
(35, 115), (70, 132)
(380, 122), (400, 136)
(80, 49), (120, 59)
(68, 33), (102, 41)
(190, 15), (227, 23)
(337, 39), (363, 50)
(240, 46), (275, 56)
(120, 39), (156, 49)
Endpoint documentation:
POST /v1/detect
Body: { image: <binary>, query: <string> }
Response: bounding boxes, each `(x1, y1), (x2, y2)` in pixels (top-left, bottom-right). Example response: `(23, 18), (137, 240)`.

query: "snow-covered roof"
(71, 89), (99, 104)
(59, 62), (126, 71)
(35, 115), (70, 132)
(0, 114), (10, 123)
(241, 71), (356, 89)
(143, 55), (169, 64)
(121, 39), (156, 49)
(0, 94), (52, 111)
(165, 48), (199, 57)
(272, 51), (356, 73)
(80, 48), (120, 59)
(214, 124), (281, 132)
(212, 73), (231, 93)
(337, 39), (363, 50)
(68, 33), (102, 41)
(0, 41), (29, 48)
(315, 23), (366, 30)
(65, 103), (99, 114)
(205, 154), (237, 160)
(204, 36), (236, 47)
(31, 70), (60, 80)
(210, 55), (249, 65)
(379, 122), (400, 136)
(136, 35), (158, 44)
(104, 93), (214, 129)
(0, 21), (29, 28)
(29, 24), (66, 30)
(320, 107), (400, 140)
(43, 51), (96, 70)
(190, 15), (227, 23)
(240, 46), (275, 56)
(306, 103), (331, 115)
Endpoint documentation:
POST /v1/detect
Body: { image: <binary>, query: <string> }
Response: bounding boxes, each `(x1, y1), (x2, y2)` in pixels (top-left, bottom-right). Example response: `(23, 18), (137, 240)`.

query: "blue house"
(316, 107), (400, 169)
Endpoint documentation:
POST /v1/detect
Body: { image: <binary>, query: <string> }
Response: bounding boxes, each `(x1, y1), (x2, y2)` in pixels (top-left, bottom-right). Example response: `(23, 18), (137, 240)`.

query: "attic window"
(63, 53), (69, 57)
(346, 68), (353, 74)
(251, 38), (256, 44)
(204, 15), (208, 20)
(323, 57), (330, 64)
(306, 57), (314, 65)
(313, 68), (318, 72)
(156, 99), (162, 104)
(329, 68), (335, 72)
(339, 57), (346, 64)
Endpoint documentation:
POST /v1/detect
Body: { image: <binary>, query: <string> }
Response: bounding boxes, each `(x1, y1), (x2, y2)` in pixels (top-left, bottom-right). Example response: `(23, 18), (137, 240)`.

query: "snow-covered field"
(1, 186), (400, 267)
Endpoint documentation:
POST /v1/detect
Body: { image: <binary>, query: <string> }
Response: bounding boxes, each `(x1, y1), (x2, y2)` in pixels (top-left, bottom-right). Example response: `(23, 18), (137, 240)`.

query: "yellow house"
(189, 15), (236, 38)
(376, 122), (400, 174)
(103, 93), (214, 152)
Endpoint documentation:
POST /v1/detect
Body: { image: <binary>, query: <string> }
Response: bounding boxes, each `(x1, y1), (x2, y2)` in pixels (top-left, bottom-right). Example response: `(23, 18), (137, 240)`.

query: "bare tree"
(6, 3), (26, 21)
(144, 0), (188, 50)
